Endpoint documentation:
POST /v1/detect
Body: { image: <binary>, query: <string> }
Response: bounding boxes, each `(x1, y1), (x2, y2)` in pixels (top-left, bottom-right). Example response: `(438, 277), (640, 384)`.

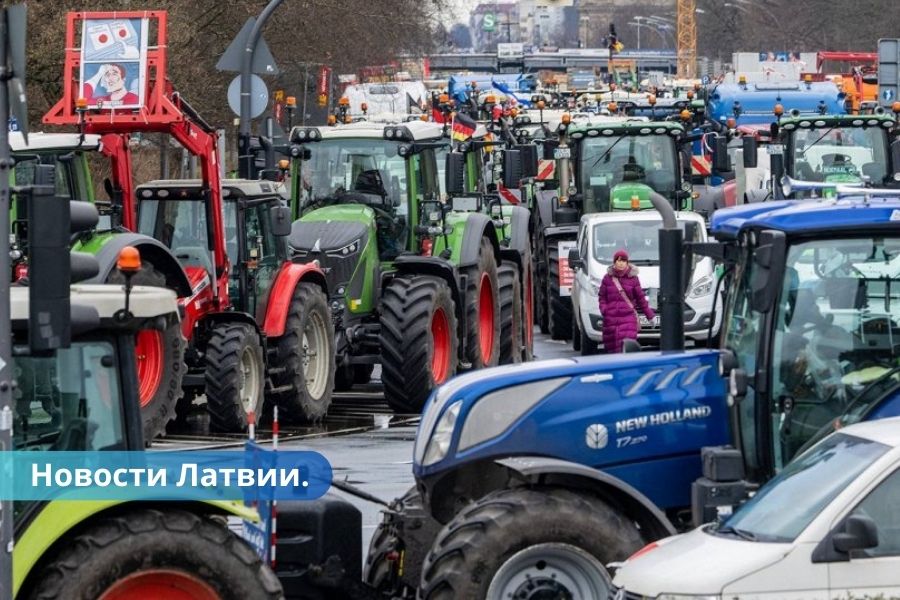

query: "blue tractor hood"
(413, 350), (728, 510)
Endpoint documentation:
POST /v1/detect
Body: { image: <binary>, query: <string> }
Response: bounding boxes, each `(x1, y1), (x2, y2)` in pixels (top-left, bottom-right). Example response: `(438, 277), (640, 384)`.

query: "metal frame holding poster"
(79, 17), (149, 110)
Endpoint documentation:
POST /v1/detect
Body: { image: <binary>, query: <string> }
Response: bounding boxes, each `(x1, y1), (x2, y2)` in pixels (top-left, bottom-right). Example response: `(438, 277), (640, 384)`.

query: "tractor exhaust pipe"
(649, 192), (684, 352)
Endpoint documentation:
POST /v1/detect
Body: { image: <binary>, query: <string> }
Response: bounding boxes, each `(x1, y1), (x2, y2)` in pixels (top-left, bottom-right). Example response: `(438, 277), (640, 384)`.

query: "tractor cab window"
(789, 126), (888, 185)
(771, 236), (900, 469)
(579, 135), (678, 212)
(138, 198), (212, 275)
(12, 156), (75, 199)
(12, 341), (125, 451)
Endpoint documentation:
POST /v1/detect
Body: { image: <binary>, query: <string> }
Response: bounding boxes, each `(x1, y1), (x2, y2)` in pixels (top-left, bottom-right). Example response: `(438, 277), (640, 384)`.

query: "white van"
(569, 210), (721, 353)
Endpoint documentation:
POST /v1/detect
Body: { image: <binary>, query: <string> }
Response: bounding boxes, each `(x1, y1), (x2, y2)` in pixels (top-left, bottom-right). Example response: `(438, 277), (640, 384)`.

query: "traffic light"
(608, 23), (618, 53)
(28, 163), (99, 352)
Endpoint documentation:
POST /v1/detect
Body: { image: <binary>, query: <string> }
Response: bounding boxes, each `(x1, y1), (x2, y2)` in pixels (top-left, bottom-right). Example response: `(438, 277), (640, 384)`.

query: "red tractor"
(44, 10), (335, 432)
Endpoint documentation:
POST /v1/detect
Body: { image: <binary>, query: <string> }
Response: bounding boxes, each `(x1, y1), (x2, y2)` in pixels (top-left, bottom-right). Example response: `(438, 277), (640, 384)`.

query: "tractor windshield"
(579, 134), (678, 211)
(12, 340), (126, 451)
(298, 139), (409, 218)
(789, 126), (889, 185)
(138, 198), (213, 275)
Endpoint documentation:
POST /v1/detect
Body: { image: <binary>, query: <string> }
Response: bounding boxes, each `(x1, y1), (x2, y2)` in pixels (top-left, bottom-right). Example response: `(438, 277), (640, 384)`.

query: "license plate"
(766, 144), (784, 155)
(554, 147), (571, 159)
(640, 316), (660, 327)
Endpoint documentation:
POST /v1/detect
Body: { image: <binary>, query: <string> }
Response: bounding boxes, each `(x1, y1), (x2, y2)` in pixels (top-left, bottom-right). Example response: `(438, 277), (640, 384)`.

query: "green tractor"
(288, 119), (517, 412)
(530, 118), (693, 340)
(9, 131), (192, 441)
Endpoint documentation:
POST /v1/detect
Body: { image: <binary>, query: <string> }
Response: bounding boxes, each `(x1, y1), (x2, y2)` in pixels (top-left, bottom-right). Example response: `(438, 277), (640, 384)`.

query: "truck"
(365, 189), (900, 598)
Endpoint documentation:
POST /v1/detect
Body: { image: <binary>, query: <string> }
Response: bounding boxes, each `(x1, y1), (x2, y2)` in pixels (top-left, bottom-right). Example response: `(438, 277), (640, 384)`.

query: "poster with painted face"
(79, 18), (148, 109)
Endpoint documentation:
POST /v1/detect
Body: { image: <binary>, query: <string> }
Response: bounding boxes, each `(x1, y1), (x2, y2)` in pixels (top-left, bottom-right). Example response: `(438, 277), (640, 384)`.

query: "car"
(612, 414), (900, 600)
(569, 210), (722, 354)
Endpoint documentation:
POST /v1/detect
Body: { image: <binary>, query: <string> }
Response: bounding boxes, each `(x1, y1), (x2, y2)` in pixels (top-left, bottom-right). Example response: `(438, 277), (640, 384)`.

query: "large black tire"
(547, 240), (574, 341)
(460, 237), (500, 370)
(534, 232), (549, 335)
(498, 264), (523, 365)
(381, 276), (458, 413)
(205, 323), (265, 432)
(269, 282), (334, 422)
(520, 248), (535, 362)
(107, 260), (186, 441)
(420, 488), (644, 600)
(25, 509), (283, 600)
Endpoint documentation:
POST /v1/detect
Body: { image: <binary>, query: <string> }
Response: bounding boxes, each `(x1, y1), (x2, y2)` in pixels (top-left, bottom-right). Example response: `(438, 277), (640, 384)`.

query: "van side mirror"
(445, 152), (466, 195)
(891, 139), (900, 182)
(712, 136), (730, 173)
(833, 514), (879, 554)
(269, 205), (292, 237)
(743, 137), (758, 169)
(503, 150), (523, 189)
(567, 248), (582, 271)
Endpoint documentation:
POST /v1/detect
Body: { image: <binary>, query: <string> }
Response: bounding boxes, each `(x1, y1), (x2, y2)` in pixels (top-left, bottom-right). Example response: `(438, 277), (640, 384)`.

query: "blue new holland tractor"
(365, 190), (900, 599)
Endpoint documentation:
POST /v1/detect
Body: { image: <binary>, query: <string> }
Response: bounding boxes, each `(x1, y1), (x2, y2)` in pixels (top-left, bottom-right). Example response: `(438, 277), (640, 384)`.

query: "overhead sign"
(498, 43), (525, 59)
(482, 13), (496, 32)
(878, 38), (899, 109)
(79, 16), (149, 110)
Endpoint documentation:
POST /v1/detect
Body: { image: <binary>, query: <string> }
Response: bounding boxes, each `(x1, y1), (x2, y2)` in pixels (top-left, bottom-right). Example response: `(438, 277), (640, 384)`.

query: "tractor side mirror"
(750, 229), (786, 313)
(502, 150), (523, 190)
(516, 144), (539, 179)
(445, 152), (466, 195)
(742, 137), (758, 168)
(712, 136), (730, 173)
(567, 248), (582, 271)
(269, 205), (292, 237)
(833, 514), (879, 554)
(891, 139), (900, 182)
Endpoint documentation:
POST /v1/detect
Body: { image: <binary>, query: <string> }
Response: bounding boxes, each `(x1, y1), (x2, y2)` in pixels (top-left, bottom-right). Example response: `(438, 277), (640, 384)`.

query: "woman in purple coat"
(598, 249), (656, 353)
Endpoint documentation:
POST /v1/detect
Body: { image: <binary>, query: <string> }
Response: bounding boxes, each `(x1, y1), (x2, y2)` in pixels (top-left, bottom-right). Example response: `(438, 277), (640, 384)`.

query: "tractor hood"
(289, 208), (371, 254)
(413, 350), (729, 510)
(610, 182), (654, 210)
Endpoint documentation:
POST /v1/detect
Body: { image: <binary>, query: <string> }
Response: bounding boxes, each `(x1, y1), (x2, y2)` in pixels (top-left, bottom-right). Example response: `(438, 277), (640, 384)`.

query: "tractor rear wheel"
(461, 237), (500, 370)
(381, 276), (457, 413)
(498, 264), (523, 365)
(205, 323), (265, 432)
(419, 488), (643, 600)
(25, 509), (283, 600)
(107, 260), (185, 441)
(270, 283), (334, 422)
(534, 231), (549, 335)
(547, 240), (574, 341)
(522, 250), (535, 362)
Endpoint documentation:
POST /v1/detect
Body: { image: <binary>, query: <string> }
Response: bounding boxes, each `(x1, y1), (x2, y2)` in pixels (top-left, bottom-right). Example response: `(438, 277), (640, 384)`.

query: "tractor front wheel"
(547, 240), (574, 341)
(461, 237), (500, 370)
(25, 509), (283, 600)
(381, 276), (458, 413)
(205, 323), (265, 432)
(419, 488), (643, 600)
(270, 283), (334, 422)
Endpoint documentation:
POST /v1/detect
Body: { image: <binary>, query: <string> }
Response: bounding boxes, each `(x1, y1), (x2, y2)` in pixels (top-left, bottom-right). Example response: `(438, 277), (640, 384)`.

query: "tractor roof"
(566, 120), (685, 139)
(136, 178), (288, 200)
(777, 112), (897, 131)
(9, 132), (101, 152)
(292, 120), (444, 142)
(710, 197), (900, 239)
(11, 284), (179, 323)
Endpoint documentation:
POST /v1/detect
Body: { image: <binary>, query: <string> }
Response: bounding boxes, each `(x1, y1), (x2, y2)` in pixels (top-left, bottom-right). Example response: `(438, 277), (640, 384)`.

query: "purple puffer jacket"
(598, 264), (656, 353)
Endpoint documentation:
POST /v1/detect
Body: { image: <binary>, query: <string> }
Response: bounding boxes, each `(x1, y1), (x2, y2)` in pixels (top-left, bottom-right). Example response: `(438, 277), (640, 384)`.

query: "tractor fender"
(535, 189), (556, 230)
(262, 261), (328, 338)
(86, 233), (192, 298)
(495, 456), (678, 540)
(457, 212), (501, 269)
(542, 224), (579, 242)
(504, 205), (531, 261)
(393, 255), (464, 327)
(13, 499), (258, 596)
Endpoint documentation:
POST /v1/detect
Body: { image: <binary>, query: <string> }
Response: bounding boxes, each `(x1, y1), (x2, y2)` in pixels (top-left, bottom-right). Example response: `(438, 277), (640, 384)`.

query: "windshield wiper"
(800, 126), (836, 158)
(716, 525), (758, 541)
(590, 135), (628, 171)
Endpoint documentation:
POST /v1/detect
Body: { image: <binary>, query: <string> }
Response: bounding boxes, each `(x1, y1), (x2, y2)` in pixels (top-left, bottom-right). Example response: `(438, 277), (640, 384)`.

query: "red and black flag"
(451, 112), (477, 142)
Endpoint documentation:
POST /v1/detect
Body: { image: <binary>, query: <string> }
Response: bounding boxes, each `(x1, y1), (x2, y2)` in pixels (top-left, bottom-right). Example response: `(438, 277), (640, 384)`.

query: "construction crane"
(677, 0), (697, 78)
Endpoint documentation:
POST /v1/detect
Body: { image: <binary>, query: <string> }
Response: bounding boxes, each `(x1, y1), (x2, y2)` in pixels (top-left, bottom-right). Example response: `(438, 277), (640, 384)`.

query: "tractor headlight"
(457, 378), (569, 452)
(422, 400), (462, 466)
(325, 239), (361, 257)
(689, 275), (714, 299)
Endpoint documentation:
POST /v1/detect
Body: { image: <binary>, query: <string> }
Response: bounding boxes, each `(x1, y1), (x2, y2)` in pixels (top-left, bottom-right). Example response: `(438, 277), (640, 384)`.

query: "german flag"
(451, 112), (477, 142)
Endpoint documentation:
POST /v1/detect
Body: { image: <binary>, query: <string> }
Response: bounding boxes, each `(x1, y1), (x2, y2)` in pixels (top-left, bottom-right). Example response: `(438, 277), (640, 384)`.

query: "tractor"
(530, 117), (694, 340)
(365, 189), (900, 598)
(287, 119), (516, 412)
(41, 10), (334, 431)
